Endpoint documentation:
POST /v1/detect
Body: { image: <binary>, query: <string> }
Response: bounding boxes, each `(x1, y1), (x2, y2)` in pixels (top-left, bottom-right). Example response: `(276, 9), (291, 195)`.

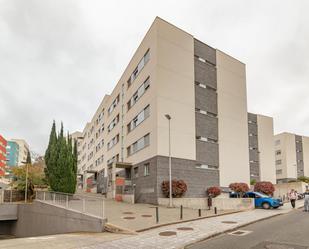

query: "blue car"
(244, 191), (283, 209)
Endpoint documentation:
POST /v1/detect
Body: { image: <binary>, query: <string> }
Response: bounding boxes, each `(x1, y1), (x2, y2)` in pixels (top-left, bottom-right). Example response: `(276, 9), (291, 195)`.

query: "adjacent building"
(0, 135), (7, 177)
(247, 113), (276, 183)
(274, 132), (309, 183)
(73, 17), (280, 203)
(6, 141), (20, 167)
(10, 139), (29, 165)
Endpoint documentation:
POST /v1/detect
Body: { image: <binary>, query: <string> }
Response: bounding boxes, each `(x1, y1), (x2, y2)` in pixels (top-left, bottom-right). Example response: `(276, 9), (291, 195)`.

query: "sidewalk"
(0, 201), (303, 249)
(80, 201), (303, 249)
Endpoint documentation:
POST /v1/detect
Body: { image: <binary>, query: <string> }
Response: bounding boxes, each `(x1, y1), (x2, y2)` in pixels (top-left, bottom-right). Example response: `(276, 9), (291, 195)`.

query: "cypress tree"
(45, 121), (57, 190)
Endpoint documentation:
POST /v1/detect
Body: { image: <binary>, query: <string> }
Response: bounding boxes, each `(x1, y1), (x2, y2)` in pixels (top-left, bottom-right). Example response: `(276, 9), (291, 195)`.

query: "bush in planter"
(229, 182), (249, 197)
(206, 186), (221, 197)
(254, 181), (275, 196)
(161, 179), (187, 198)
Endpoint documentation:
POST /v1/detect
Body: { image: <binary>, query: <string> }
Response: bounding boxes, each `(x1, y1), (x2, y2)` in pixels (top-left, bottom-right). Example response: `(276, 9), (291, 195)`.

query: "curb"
(181, 205), (304, 249)
(136, 209), (249, 233)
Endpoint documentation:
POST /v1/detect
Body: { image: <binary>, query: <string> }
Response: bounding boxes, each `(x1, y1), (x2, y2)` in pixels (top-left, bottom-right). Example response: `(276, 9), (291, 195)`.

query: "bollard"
(214, 207), (217, 215)
(180, 205), (183, 220)
(102, 199), (105, 219)
(66, 194), (69, 209)
(53, 193), (56, 204)
(43, 191), (46, 201)
(156, 206), (159, 223)
(82, 198), (86, 213)
(198, 209), (201, 217)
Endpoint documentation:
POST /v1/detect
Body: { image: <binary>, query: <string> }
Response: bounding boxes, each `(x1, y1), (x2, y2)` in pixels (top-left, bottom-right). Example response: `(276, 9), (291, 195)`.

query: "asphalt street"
(186, 209), (309, 249)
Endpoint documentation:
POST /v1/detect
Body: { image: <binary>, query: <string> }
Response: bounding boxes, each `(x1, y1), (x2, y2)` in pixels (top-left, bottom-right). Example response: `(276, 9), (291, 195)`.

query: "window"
(195, 108), (217, 117)
(134, 167), (139, 178)
(127, 105), (150, 133)
(194, 55), (215, 66)
(276, 169), (282, 175)
(127, 50), (150, 88)
(107, 154), (119, 165)
(196, 136), (217, 143)
(275, 159), (282, 165)
(127, 77), (150, 111)
(195, 164), (218, 170)
(107, 134), (119, 150)
(275, 140), (280, 146)
(108, 114), (120, 132)
(144, 163), (150, 176)
(127, 133), (150, 156)
(108, 94), (120, 115)
(275, 150), (281, 155)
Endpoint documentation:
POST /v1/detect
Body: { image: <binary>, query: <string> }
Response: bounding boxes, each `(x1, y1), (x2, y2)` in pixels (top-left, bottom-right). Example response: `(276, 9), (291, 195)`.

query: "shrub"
(161, 179), (187, 198)
(229, 182), (249, 196)
(250, 179), (257, 186)
(254, 181), (275, 196)
(206, 186), (221, 197)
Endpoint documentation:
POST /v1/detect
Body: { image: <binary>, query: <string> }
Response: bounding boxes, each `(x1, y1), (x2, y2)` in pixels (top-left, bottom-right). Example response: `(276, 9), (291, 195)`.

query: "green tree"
(44, 121), (76, 193)
(26, 150), (32, 164)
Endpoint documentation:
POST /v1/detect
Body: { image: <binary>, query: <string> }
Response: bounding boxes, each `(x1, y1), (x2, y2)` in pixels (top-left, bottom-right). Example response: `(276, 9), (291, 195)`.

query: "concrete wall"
(302, 136), (309, 177)
(216, 50), (250, 186)
(0, 204), (17, 220)
(257, 114), (276, 183)
(11, 201), (105, 237)
(274, 182), (308, 198)
(158, 197), (254, 211)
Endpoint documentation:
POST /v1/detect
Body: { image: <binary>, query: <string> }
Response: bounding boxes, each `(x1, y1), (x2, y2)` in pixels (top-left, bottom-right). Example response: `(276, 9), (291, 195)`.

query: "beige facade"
(274, 132), (309, 182)
(74, 17), (255, 199)
(10, 139), (29, 165)
(216, 50), (250, 186)
(256, 115), (276, 183)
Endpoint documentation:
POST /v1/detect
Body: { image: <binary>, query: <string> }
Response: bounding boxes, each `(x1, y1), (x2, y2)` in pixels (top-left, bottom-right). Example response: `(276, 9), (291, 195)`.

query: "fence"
(0, 189), (25, 203)
(35, 190), (106, 219)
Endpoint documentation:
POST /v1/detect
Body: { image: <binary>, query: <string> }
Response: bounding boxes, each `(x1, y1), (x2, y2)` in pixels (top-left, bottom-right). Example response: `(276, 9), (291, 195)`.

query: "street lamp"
(22, 161), (28, 203)
(164, 114), (173, 208)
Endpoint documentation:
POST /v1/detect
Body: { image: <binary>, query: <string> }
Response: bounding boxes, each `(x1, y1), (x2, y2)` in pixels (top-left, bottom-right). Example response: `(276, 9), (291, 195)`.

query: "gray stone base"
(132, 156), (219, 204)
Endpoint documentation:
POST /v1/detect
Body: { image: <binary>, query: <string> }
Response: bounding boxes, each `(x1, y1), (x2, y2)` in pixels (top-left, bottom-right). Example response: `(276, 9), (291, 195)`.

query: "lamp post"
(22, 161), (28, 203)
(164, 114), (173, 208)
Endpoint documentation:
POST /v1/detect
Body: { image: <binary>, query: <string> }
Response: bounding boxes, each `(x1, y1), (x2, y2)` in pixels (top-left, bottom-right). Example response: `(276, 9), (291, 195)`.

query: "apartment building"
(10, 139), (29, 165)
(248, 113), (276, 183)
(74, 17), (253, 203)
(0, 135), (7, 177)
(274, 132), (309, 183)
(6, 141), (19, 167)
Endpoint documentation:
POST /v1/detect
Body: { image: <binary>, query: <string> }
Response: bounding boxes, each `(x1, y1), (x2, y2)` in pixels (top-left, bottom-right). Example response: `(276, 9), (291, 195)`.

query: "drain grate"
(222, 221), (237, 224)
(123, 212), (134, 214)
(159, 231), (177, 236)
(228, 230), (252, 236)
(177, 227), (194, 231)
(123, 216), (135, 220)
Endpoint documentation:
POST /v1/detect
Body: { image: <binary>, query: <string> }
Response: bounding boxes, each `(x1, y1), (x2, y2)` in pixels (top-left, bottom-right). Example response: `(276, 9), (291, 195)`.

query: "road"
(186, 209), (309, 249)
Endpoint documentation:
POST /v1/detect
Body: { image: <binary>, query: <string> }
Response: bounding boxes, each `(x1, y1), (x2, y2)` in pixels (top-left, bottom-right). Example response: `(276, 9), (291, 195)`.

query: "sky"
(0, 0), (309, 155)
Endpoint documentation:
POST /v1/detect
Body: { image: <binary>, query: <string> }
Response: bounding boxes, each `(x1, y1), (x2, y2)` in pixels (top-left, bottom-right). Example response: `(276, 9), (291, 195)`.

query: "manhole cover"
(177, 227), (194, 231)
(228, 230), (252, 236)
(141, 214), (152, 217)
(123, 212), (134, 214)
(222, 221), (237, 224)
(123, 216), (135, 220)
(251, 241), (307, 249)
(159, 231), (177, 236)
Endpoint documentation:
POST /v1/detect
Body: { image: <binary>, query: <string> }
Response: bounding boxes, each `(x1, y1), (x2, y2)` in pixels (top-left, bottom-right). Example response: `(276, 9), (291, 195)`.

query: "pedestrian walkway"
(0, 201), (303, 249)
(79, 201), (303, 249)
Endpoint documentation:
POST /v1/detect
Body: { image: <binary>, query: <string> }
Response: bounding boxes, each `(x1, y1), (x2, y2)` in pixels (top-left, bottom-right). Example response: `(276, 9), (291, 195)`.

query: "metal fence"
(35, 190), (106, 219)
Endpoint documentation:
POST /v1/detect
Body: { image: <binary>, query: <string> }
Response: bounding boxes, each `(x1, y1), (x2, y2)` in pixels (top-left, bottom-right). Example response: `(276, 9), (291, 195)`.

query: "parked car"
(230, 191), (283, 209)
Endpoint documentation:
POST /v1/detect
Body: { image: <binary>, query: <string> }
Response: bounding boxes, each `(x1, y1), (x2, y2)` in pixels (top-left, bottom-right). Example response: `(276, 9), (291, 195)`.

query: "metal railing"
(35, 190), (106, 219)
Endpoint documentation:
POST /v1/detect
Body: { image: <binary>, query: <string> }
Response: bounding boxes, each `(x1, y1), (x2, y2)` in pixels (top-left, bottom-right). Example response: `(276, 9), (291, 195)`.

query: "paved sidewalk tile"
(80, 201), (303, 249)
